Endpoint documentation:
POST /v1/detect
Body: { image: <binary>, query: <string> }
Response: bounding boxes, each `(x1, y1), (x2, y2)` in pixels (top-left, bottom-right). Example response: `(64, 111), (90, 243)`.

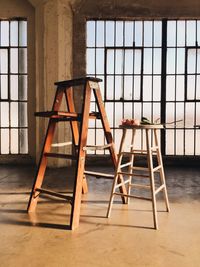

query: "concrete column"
(30, 0), (73, 166)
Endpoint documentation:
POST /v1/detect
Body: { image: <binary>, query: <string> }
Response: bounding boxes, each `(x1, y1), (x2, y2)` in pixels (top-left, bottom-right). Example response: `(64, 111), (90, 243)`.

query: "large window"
(0, 19), (28, 154)
(86, 19), (200, 156)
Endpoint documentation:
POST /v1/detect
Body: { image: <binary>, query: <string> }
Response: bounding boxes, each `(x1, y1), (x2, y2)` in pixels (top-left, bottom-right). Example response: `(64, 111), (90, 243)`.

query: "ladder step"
(54, 77), (102, 88)
(35, 111), (101, 120)
(35, 111), (79, 118)
(84, 170), (114, 179)
(83, 144), (112, 151)
(44, 152), (77, 160)
(35, 188), (72, 203)
(113, 192), (151, 201)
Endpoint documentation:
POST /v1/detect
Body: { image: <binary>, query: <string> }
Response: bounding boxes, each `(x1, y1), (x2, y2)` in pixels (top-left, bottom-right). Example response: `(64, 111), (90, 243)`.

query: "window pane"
(19, 128), (28, 153)
(177, 21), (185, 47)
(96, 48), (104, 74)
(10, 75), (19, 100)
(87, 21), (95, 47)
(10, 48), (18, 73)
(106, 21), (114, 46)
(19, 75), (27, 100)
(11, 102), (18, 127)
(1, 102), (9, 127)
(1, 21), (9, 46)
(19, 102), (27, 127)
(144, 21), (152, 47)
(124, 50), (133, 74)
(0, 49), (8, 73)
(11, 129), (19, 154)
(154, 21), (162, 46)
(10, 21), (18, 46)
(1, 75), (8, 99)
(1, 129), (9, 154)
(96, 21), (104, 47)
(106, 50), (114, 74)
(186, 20), (196, 46)
(125, 22), (133, 46)
(19, 48), (27, 73)
(167, 21), (176, 47)
(134, 21), (142, 46)
(19, 21), (27, 46)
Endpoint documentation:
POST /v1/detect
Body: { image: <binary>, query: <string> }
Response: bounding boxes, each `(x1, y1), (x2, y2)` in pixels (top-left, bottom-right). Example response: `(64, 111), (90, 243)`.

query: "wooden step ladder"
(27, 77), (127, 230)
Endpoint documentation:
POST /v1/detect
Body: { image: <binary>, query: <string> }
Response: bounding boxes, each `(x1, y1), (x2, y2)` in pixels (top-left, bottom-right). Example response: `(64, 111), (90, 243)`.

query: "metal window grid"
(0, 19), (28, 155)
(86, 19), (200, 156)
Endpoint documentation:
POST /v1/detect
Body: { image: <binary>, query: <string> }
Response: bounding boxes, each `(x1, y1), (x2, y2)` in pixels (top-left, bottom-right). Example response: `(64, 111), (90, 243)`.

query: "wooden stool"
(107, 124), (170, 229)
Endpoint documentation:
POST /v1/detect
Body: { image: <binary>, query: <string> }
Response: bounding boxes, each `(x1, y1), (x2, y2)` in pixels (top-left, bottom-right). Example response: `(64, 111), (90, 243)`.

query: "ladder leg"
(146, 129), (158, 229)
(93, 87), (127, 203)
(65, 87), (88, 194)
(27, 89), (64, 212)
(107, 129), (127, 217)
(70, 82), (91, 230)
(154, 129), (170, 212)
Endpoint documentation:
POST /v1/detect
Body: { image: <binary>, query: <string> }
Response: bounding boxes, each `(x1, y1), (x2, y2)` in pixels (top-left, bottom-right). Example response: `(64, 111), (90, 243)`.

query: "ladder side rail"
(70, 81), (92, 229)
(65, 87), (88, 194)
(27, 88), (65, 212)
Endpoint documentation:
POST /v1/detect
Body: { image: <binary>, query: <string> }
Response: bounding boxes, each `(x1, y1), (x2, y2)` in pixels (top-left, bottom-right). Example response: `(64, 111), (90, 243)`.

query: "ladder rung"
(115, 179), (130, 188)
(119, 162), (132, 168)
(113, 192), (151, 201)
(44, 153), (77, 160)
(84, 170), (114, 179)
(150, 146), (159, 150)
(83, 144), (112, 151)
(131, 166), (149, 171)
(129, 183), (151, 189)
(153, 165), (162, 172)
(51, 142), (72, 147)
(155, 184), (165, 195)
(117, 171), (135, 176)
(132, 173), (149, 178)
(35, 188), (72, 203)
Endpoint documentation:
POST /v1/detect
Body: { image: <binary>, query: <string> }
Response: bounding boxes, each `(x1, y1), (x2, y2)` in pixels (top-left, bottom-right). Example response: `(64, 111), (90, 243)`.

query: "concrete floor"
(0, 164), (200, 267)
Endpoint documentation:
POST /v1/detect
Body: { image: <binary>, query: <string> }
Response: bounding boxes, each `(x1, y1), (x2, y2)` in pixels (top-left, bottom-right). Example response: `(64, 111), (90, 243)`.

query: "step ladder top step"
(119, 124), (164, 129)
(55, 77), (102, 88)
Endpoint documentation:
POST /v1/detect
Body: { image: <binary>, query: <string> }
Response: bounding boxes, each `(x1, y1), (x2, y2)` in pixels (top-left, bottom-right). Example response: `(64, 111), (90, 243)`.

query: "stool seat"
(107, 124), (170, 229)
(119, 124), (164, 129)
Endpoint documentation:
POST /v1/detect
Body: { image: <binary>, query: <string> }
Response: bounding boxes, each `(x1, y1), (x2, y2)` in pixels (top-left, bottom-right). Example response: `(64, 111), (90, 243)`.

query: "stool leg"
(127, 129), (136, 204)
(146, 129), (158, 229)
(154, 129), (170, 212)
(107, 129), (127, 217)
